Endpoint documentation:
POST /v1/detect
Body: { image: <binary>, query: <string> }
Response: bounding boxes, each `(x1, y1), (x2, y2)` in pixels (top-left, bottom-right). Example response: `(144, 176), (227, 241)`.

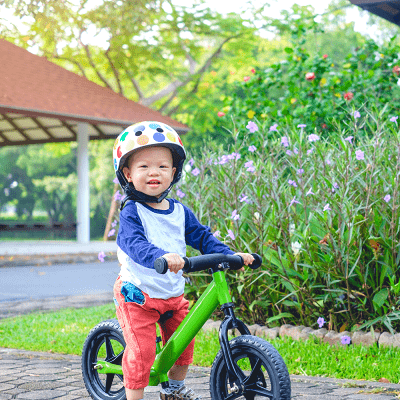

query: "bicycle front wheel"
(210, 335), (291, 400)
(81, 319), (126, 400)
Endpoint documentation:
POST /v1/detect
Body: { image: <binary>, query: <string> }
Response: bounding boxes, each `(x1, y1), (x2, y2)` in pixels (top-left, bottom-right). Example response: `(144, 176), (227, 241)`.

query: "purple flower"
(227, 230), (235, 240)
(308, 134), (320, 142)
(297, 168), (304, 175)
(218, 155), (229, 165)
(176, 189), (186, 198)
(390, 116), (398, 123)
(344, 136), (354, 144)
(341, 335), (351, 345)
(248, 145), (257, 152)
(326, 159), (332, 165)
(307, 148), (314, 155)
(281, 136), (289, 147)
(270, 123), (278, 132)
(288, 179), (297, 187)
(354, 111), (361, 119)
(108, 228), (116, 237)
(294, 147), (299, 154)
(246, 121), (259, 133)
(191, 168), (200, 176)
(98, 251), (106, 262)
(355, 150), (364, 160)
(286, 150), (293, 156)
(289, 196), (300, 207)
(239, 194), (250, 203)
(298, 124), (306, 129)
(114, 190), (123, 202)
(188, 158), (195, 166)
(213, 230), (221, 238)
(111, 220), (118, 228)
(317, 317), (325, 328)
(384, 194), (391, 203)
(245, 160), (255, 172)
(231, 209), (240, 221)
(113, 177), (119, 184)
(306, 188), (314, 196)
(323, 204), (331, 211)
(332, 183), (339, 193)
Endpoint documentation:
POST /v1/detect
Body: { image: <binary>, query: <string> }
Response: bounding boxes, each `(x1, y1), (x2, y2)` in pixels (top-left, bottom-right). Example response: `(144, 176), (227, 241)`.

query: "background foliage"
(176, 113), (400, 333)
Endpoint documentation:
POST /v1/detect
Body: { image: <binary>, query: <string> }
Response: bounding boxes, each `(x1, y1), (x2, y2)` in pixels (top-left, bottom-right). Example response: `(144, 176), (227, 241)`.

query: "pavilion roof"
(0, 39), (188, 147)
(349, 0), (400, 27)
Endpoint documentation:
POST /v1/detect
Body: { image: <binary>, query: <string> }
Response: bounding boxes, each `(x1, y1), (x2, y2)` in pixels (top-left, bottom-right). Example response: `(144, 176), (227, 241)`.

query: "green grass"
(1, 304), (400, 383)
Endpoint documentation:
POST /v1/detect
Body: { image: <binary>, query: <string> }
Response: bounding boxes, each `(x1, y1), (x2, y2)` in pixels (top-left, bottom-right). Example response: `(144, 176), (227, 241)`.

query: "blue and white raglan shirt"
(117, 198), (235, 299)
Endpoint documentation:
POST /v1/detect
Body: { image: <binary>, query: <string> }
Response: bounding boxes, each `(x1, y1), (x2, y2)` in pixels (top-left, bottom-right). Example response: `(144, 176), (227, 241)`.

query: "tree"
(0, 0), (257, 116)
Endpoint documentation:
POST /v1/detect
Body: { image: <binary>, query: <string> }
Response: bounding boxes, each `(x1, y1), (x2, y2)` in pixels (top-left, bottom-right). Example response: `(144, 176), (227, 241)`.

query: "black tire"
(82, 319), (126, 400)
(210, 335), (291, 400)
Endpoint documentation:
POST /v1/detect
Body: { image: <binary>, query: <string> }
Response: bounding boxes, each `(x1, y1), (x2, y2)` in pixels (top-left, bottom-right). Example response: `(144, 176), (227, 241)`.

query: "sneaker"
(159, 385), (202, 400)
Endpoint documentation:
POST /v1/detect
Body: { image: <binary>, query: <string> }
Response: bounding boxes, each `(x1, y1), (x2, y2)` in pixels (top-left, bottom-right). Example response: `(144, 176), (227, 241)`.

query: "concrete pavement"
(1, 347), (400, 399)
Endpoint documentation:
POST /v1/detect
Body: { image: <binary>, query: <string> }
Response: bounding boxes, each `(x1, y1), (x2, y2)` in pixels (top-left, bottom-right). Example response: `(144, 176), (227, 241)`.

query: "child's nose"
(148, 166), (159, 175)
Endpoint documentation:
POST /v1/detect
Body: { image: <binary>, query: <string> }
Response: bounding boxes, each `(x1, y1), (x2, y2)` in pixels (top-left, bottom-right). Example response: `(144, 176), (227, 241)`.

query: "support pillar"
(77, 123), (90, 243)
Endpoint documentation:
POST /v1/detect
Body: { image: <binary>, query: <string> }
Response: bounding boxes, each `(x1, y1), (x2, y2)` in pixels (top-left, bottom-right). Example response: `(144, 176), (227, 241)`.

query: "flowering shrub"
(173, 114), (400, 333)
(218, 19), (400, 142)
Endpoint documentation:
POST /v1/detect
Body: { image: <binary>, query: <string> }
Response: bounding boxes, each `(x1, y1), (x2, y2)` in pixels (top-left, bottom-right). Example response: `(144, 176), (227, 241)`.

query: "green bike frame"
(95, 270), (232, 386)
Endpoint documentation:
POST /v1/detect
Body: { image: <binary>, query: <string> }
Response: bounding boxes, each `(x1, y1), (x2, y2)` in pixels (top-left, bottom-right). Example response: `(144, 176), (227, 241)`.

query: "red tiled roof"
(0, 38), (188, 131)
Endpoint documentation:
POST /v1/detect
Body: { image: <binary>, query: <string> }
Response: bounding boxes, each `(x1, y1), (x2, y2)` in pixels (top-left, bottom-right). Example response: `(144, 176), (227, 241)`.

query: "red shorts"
(113, 276), (195, 390)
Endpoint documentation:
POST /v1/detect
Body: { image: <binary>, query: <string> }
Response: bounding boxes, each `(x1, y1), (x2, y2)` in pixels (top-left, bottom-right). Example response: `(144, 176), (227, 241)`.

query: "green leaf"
(266, 313), (294, 324)
(373, 288), (389, 308)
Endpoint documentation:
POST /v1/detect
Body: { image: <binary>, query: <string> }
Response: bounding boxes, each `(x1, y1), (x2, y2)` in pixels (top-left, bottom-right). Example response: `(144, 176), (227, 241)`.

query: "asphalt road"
(0, 261), (120, 302)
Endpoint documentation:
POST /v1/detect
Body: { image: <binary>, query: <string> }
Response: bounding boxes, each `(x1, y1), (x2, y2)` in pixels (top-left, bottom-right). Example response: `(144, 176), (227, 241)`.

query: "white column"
(77, 123), (90, 243)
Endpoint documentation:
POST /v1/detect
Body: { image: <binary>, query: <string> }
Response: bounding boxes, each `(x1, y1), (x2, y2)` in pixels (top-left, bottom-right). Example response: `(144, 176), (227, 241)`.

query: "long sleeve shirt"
(117, 198), (234, 299)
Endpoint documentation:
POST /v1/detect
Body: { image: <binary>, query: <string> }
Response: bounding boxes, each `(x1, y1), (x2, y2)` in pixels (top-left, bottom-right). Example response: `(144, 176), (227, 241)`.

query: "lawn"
(1, 304), (400, 383)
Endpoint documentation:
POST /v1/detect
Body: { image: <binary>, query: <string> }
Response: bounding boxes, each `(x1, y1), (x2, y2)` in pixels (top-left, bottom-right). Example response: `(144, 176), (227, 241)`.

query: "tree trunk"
(103, 183), (119, 241)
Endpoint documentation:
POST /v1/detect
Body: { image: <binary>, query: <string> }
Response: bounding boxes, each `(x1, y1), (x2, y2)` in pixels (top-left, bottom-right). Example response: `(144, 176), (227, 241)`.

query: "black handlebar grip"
(154, 257), (169, 274)
(248, 253), (262, 269)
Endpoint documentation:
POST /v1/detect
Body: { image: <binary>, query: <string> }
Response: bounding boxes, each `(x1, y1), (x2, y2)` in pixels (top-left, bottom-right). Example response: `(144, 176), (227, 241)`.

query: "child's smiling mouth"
(147, 180), (161, 186)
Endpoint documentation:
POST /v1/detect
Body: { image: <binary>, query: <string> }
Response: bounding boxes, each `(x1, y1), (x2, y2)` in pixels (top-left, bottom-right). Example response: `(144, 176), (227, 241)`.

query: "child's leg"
(168, 364), (189, 380)
(125, 388), (144, 400)
(113, 277), (160, 394)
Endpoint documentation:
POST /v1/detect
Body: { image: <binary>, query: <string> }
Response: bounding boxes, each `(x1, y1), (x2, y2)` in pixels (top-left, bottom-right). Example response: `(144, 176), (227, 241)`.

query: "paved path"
(0, 261), (119, 303)
(1, 347), (400, 399)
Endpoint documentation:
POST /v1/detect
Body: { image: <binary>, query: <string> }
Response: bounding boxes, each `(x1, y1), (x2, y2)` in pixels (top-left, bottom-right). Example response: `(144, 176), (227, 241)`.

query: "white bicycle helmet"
(113, 121), (186, 205)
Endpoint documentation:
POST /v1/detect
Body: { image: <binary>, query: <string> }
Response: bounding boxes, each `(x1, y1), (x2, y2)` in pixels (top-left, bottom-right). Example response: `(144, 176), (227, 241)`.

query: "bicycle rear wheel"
(81, 319), (126, 400)
(210, 335), (291, 400)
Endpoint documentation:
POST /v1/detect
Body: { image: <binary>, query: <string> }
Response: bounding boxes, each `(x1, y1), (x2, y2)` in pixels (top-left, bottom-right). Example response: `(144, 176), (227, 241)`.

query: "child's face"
(123, 146), (176, 199)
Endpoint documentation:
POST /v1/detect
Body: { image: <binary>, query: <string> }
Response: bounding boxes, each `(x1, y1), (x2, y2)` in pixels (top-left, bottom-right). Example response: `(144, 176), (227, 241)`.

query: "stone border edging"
(202, 320), (400, 348)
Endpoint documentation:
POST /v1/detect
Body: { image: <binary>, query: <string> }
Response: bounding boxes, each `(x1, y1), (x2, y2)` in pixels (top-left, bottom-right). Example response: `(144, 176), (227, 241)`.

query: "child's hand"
(234, 252), (255, 271)
(162, 253), (185, 274)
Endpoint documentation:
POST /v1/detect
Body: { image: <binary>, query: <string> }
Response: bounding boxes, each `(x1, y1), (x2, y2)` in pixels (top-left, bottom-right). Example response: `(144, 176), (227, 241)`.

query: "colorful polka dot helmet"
(113, 121), (186, 203)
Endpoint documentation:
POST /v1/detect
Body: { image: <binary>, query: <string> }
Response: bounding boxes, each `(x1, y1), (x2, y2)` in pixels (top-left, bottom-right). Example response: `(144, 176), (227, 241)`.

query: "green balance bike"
(81, 253), (291, 400)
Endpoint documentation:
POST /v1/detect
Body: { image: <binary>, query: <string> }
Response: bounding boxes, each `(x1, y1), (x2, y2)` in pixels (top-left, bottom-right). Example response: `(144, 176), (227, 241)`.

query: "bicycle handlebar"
(154, 253), (262, 275)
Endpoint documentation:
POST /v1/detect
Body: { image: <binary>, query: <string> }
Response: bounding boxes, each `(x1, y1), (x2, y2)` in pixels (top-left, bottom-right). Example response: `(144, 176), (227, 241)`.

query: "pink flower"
(218, 112), (225, 117)
(243, 76), (250, 82)
(323, 54), (328, 59)
(344, 92), (354, 101)
(251, 68), (256, 74)
(305, 72), (315, 81)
